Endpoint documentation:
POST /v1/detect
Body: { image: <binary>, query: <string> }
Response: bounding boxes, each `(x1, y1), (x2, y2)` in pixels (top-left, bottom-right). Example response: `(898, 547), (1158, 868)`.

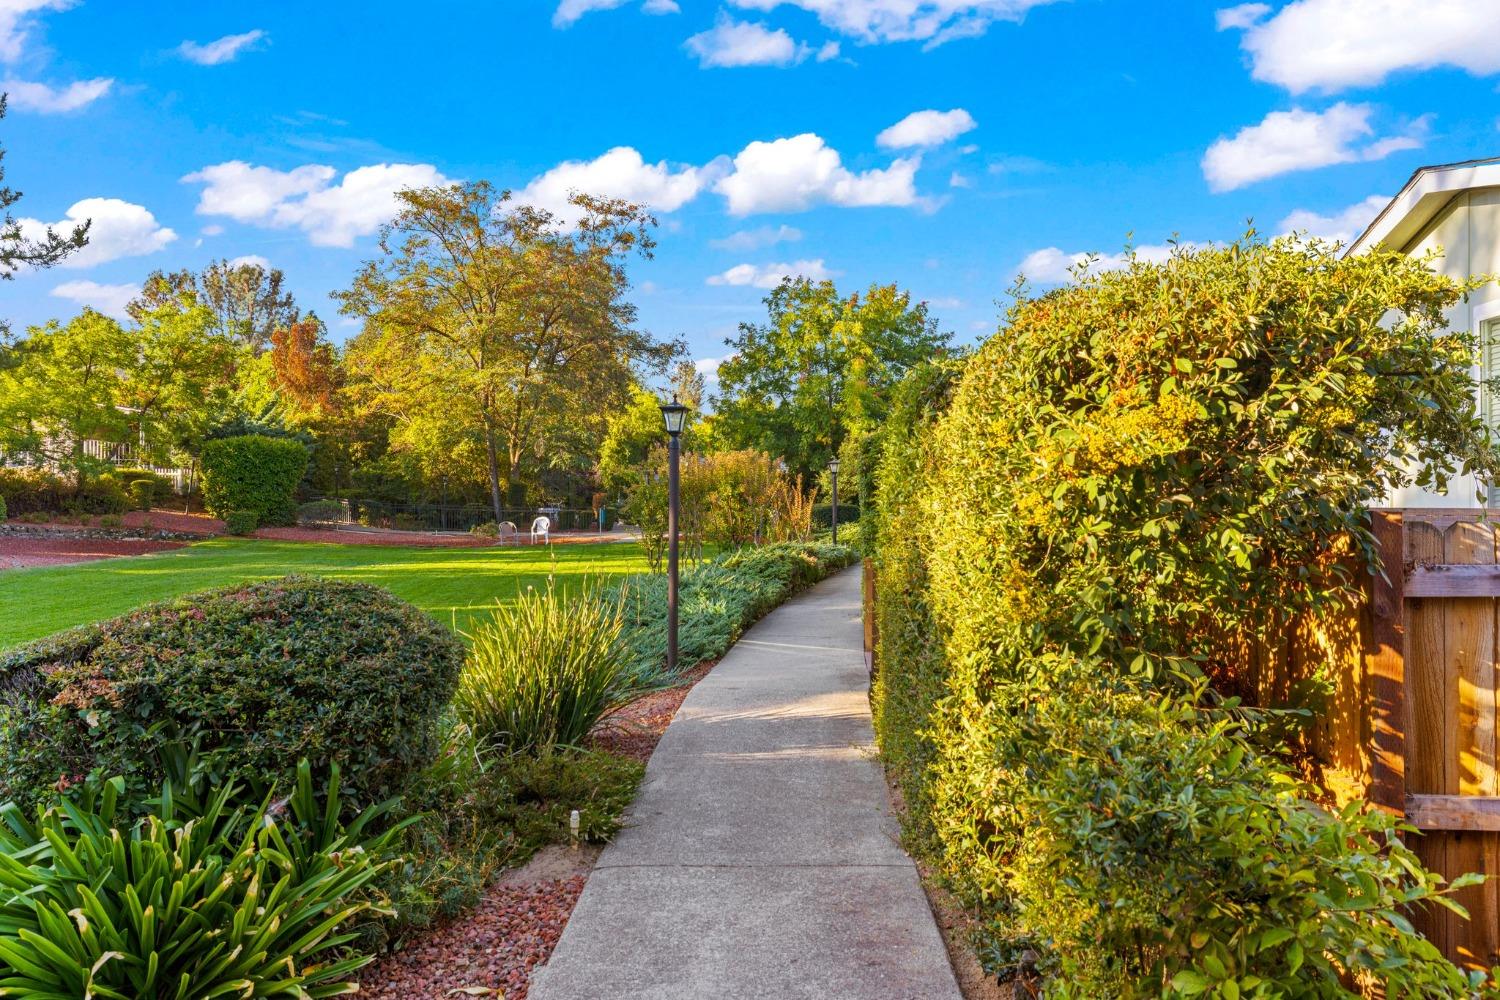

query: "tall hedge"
(871, 238), (1500, 996)
(869, 359), (962, 838)
(201, 434), (309, 526)
(0, 576), (464, 811)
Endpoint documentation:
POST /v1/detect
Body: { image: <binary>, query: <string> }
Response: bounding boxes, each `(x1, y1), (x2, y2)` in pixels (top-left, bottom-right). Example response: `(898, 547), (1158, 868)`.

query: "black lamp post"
(829, 456), (840, 546)
(660, 395), (689, 673)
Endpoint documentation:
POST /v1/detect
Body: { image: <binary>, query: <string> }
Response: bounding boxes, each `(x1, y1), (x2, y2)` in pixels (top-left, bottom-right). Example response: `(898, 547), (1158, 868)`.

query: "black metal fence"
(341, 499), (606, 534)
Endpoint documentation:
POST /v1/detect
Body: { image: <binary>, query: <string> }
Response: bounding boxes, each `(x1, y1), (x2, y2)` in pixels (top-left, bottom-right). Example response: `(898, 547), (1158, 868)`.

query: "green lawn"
(0, 538), (649, 650)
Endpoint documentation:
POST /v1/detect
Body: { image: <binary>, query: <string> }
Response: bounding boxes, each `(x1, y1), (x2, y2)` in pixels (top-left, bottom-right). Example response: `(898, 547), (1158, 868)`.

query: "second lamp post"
(659, 395), (689, 674)
(829, 456), (840, 546)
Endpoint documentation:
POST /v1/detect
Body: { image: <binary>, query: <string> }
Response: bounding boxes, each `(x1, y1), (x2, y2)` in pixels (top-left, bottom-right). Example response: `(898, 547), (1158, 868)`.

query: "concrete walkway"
(530, 565), (962, 1000)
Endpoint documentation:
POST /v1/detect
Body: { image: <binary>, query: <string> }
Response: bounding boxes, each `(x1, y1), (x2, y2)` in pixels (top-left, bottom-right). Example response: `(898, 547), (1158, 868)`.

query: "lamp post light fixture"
(660, 395), (689, 673)
(829, 456), (840, 546)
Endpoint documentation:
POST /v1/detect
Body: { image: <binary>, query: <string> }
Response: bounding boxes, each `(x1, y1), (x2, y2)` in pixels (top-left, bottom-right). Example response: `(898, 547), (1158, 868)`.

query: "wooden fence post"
(1368, 510), (1407, 816)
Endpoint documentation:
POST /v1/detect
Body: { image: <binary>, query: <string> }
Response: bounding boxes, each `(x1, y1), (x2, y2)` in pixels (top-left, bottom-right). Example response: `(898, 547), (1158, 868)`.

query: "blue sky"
(1, 0), (1497, 384)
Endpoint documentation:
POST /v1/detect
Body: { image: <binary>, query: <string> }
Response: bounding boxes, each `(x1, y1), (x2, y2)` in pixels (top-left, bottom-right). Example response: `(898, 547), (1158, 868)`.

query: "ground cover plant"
(0, 537), (650, 649)
(871, 237), (1500, 996)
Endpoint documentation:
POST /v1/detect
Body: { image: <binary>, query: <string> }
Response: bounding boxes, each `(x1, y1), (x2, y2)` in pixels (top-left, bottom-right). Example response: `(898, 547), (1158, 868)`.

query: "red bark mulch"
(358, 877), (588, 1000)
(0, 536), (188, 569)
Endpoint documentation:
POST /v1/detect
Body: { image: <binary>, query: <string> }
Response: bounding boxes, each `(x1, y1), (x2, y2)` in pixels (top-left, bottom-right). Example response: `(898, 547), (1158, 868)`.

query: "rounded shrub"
(201, 434), (309, 526)
(112, 468), (174, 504)
(0, 576), (465, 811)
(128, 478), (154, 511)
(223, 509), (258, 535)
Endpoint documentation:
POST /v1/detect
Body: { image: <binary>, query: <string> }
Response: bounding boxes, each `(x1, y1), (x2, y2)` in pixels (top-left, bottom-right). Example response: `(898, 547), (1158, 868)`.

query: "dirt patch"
(498, 844), (602, 886)
(0, 535), (188, 569)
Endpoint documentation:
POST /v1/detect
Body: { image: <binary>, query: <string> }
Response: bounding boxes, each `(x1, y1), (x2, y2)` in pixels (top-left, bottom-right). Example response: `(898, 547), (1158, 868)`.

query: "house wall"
(1385, 187), (1500, 507)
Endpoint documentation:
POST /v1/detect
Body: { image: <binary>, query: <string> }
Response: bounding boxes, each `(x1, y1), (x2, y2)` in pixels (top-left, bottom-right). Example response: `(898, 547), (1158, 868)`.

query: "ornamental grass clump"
(870, 235), (1500, 996)
(455, 579), (641, 753)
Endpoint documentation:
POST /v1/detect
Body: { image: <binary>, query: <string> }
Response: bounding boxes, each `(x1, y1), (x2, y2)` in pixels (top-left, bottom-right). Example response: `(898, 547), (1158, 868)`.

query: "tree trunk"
(483, 419), (504, 525)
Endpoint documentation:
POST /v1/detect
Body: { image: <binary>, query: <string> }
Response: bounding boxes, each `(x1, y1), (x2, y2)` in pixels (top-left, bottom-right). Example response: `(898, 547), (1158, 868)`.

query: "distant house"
(1351, 156), (1500, 508)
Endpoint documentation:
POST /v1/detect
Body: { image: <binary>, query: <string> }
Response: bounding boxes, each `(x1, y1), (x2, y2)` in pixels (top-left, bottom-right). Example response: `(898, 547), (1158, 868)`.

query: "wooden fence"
(1253, 509), (1500, 968)
(859, 514), (1500, 968)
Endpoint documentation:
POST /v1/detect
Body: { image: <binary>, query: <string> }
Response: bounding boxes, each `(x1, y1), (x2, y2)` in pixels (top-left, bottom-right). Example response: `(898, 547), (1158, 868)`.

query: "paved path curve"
(530, 565), (962, 1000)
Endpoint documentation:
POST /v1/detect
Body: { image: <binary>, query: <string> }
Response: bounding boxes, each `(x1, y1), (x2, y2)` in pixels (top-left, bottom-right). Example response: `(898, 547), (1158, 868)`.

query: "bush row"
(870, 239), (1499, 995)
(612, 540), (858, 681)
(0, 467), (131, 516)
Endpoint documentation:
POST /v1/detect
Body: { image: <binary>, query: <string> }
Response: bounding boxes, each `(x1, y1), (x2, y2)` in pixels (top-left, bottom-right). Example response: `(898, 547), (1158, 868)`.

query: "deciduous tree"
(338, 181), (676, 522)
(713, 278), (949, 480)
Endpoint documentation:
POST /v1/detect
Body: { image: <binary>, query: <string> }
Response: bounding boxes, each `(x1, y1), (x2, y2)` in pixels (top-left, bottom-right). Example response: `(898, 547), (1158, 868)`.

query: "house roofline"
(1349, 156), (1500, 256)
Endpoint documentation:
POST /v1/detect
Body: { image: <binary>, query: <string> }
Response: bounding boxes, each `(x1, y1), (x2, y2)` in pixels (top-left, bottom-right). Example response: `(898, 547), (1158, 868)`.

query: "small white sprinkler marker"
(569, 809), (580, 848)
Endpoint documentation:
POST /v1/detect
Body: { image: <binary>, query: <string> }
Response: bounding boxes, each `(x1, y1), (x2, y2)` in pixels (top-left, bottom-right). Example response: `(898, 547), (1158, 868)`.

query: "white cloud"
(726, 0), (1063, 47)
(554, 0), (678, 25)
(1214, 3), (1269, 30)
(709, 224), (803, 251)
(177, 29), (266, 66)
(4, 76), (110, 112)
(18, 197), (175, 268)
(686, 14), (811, 68)
(1278, 194), (1389, 243)
(200, 223), (224, 236)
(1018, 243), (1200, 284)
(1201, 103), (1424, 192)
(707, 258), (835, 288)
(949, 171), (972, 188)
(228, 254), (271, 269)
(518, 146), (715, 222)
(695, 356), (727, 382)
(50, 279), (137, 319)
(816, 40), (840, 60)
(182, 160), (452, 247)
(877, 108), (976, 149)
(1224, 0), (1500, 94)
(715, 133), (920, 214)
(0, 0), (71, 62)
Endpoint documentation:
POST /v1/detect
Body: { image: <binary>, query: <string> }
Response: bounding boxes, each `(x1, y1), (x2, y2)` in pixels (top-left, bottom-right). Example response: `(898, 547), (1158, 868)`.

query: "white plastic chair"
(497, 521), (518, 544)
(530, 515), (551, 545)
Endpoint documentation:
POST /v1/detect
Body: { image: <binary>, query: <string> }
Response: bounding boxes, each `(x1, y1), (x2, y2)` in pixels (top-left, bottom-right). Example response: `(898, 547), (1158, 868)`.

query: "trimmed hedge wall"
(870, 240), (1499, 995)
(0, 576), (463, 811)
(201, 434), (309, 526)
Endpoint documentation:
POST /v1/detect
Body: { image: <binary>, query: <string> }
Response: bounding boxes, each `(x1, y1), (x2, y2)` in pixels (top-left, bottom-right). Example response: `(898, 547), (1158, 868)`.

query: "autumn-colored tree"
(270, 318), (342, 421)
(338, 181), (676, 522)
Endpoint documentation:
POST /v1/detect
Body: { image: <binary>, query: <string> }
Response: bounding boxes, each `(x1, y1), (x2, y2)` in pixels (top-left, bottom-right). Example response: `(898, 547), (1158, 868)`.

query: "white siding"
(1384, 188), (1500, 508)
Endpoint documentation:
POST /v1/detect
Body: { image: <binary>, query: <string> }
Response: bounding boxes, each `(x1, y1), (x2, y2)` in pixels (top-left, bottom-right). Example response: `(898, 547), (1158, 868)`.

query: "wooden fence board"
(1443, 520), (1498, 966)
(1406, 519), (1454, 956)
